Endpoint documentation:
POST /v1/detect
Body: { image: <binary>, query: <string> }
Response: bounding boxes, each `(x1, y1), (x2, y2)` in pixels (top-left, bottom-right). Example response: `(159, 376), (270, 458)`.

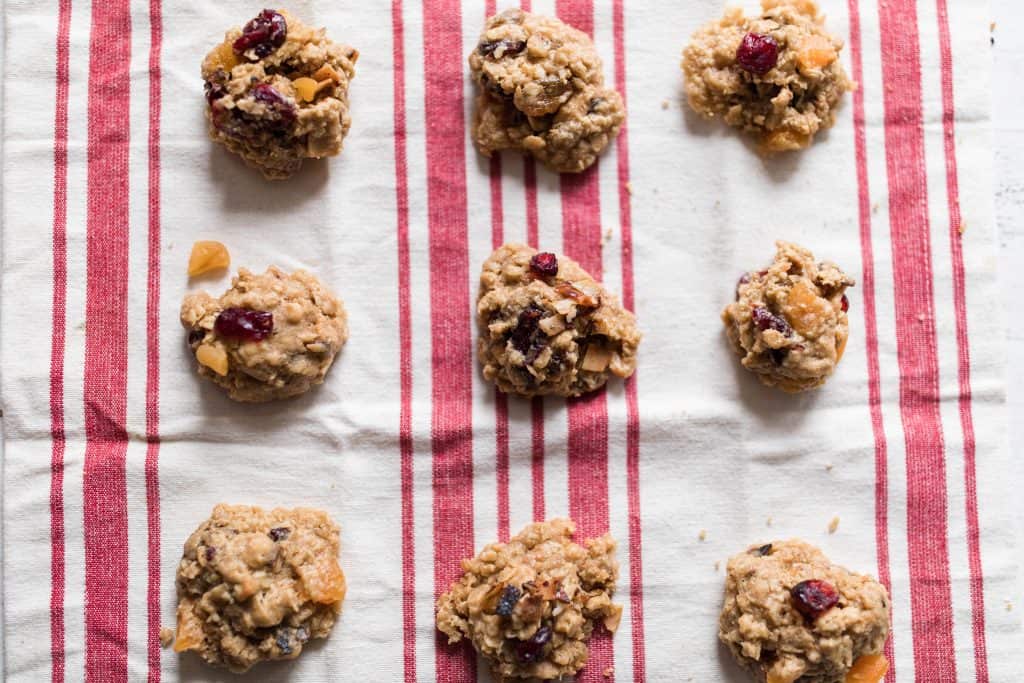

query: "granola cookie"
(202, 9), (358, 179)
(682, 0), (854, 152)
(436, 518), (621, 681)
(468, 9), (625, 173)
(722, 241), (853, 392)
(173, 504), (347, 673)
(720, 540), (891, 683)
(181, 266), (348, 402)
(477, 244), (641, 398)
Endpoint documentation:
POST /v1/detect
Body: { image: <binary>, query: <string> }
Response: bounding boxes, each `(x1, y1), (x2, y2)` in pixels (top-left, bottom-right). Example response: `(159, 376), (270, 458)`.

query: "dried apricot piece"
(173, 605), (201, 653)
(796, 35), (837, 71)
(783, 279), (831, 338)
(188, 240), (230, 276)
(195, 344), (228, 376)
(297, 556), (347, 605)
(292, 77), (318, 102)
(846, 654), (889, 683)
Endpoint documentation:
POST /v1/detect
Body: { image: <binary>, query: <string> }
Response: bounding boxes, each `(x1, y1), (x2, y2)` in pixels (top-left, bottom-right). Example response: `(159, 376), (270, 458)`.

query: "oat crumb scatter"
(682, 0), (854, 152)
(469, 9), (625, 173)
(436, 518), (621, 680)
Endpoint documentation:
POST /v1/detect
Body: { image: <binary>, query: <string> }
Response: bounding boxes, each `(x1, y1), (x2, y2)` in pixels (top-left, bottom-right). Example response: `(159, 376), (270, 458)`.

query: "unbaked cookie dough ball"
(468, 9), (625, 173)
(719, 540), (891, 683)
(181, 266), (348, 402)
(173, 504), (347, 673)
(682, 0), (854, 152)
(202, 9), (358, 179)
(436, 518), (621, 681)
(722, 241), (853, 392)
(477, 244), (641, 398)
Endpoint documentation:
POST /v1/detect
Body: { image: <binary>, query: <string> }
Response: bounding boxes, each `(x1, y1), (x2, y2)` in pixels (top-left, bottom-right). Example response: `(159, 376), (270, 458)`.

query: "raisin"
(478, 39), (526, 58)
(510, 305), (545, 354)
(769, 348), (788, 365)
(204, 546), (216, 562)
(215, 307), (274, 342)
(275, 630), (293, 655)
(529, 252), (559, 278)
(204, 80), (227, 105)
(187, 329), (205, 346)
(268, 527), (290, 542)
(233, 9), (287, 58)
(736, 33), (779, 75)
(754, 543), (773, 556)
(495, 585), (522, 617)
(791, 579), (840, 622)
(752, 306), (793, 336)
(514, 625), (552, 663)
(587, 97), (605, 114)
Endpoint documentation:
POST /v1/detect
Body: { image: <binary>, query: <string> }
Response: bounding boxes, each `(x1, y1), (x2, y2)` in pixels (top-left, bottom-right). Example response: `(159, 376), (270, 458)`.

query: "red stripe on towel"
(145, 0), (164, 679)
(611, 2), (646, 679)
(555, 5), (612, 681)
(82, 0), (133, 680)
(846, 0), (895, 679)
(878, 1), (957, 678)
(391, 1), (417, 680)
(489, 152), (511, 542)
(48, 1), (73, 680)
(934, 2), (989, 678)
(424, 1), (476, 681)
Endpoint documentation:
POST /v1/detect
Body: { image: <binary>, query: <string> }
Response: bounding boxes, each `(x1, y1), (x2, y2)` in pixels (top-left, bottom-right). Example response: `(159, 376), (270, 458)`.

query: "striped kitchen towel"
(1, 0), (1018, 680)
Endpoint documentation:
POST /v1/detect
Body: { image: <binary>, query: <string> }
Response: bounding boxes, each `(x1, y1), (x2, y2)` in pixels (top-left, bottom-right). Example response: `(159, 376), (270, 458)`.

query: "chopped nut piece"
(581, 345), (613, 372)
(195, 344), (229, 376)
(187, 240), (230, 277)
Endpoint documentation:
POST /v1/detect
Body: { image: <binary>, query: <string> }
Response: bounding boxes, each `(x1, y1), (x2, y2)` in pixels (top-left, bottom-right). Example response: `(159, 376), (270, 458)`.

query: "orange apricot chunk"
(297, 556), (347, 605)
(846, 654), (889, 683)
(188, 240), (230, 277)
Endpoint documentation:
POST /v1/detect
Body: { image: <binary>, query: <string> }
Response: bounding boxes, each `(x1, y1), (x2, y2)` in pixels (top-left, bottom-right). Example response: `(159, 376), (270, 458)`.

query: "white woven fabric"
(2, 0), (1019, 681)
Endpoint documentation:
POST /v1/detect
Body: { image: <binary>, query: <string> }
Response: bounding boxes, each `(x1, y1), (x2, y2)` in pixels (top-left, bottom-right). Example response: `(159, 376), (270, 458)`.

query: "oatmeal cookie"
(436, 518), (621, 681)
(173, 504), (347, 673)
(202, 9), (358, 179)
(468, 9), (625, 173)
(681, 0), (854, 152)
(720, 540), (891, 683)
(181, 266), (348, 402)
(722, 241), (853, 392)
(477, 244), (641, 398)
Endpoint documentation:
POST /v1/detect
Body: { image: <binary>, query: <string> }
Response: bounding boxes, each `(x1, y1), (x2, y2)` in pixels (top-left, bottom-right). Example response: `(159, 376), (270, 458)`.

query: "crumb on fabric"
(828, 516), (840, 534)
(160, 627), (174, 648)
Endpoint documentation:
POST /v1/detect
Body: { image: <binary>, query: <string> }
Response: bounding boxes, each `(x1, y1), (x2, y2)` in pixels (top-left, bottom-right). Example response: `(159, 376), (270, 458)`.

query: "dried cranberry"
(251, 84), (296, 129)
(791, 579), (840, 622)
(214, 307), (274, 341)
(478, 39), (526, 58)
(736, 33), (779, 75)
(510, 305), (544, 354)
(495, 585), (522, 617)
(514, 625), (552, 663)
(529, 252), (559, 278)
(736, 273), (751, 300)
(752, 306), (793, 336)
(268, 527), (290, 542)
(233, 9), (287, 58)
(841, 294), (850, 312)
